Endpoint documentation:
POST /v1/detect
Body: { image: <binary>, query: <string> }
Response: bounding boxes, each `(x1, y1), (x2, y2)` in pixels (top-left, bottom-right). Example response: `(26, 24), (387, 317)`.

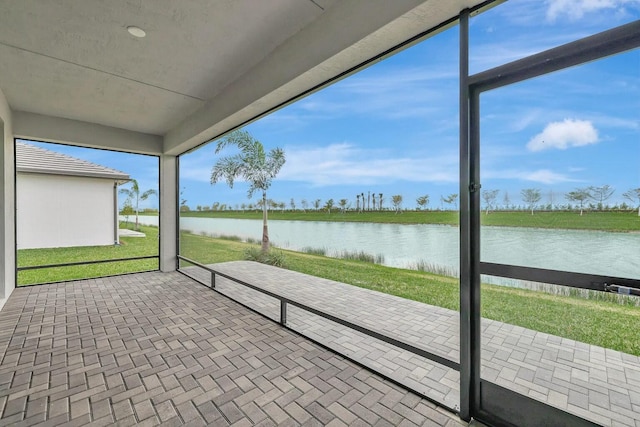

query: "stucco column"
(0, 98), (15, 309)
(113, 182), (120, 245)
(0, 120), (6, 302)
(159, 154), (177, 272)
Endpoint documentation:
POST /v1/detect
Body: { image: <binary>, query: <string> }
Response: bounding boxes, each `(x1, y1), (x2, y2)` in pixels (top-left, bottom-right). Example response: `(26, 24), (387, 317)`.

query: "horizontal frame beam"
(480, 262), (640, 291)
(17, 255), (159, 271)
(469, 20), (640, 92)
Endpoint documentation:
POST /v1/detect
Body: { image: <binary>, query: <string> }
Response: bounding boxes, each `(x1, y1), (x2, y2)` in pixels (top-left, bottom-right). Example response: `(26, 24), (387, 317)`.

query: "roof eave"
(17, 167), (130, 182)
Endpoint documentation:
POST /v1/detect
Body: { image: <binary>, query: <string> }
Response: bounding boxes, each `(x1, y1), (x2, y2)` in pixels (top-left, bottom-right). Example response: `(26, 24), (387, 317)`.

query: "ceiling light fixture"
(127, 26), (146, 38)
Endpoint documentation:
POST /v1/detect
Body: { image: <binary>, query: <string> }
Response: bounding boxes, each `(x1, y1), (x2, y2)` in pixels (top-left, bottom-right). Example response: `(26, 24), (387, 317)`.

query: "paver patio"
(0, 271), (466, 426)
(183, 261), (640, 427)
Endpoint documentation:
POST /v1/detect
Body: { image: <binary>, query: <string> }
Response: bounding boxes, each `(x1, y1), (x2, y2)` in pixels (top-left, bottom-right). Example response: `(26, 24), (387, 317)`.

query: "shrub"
(217, 234), (243, 242)
(337, 250), (384, 264)
(301, 247), (327, 256)
(244, 247), (287, 267)
(411, 260), (459, 277)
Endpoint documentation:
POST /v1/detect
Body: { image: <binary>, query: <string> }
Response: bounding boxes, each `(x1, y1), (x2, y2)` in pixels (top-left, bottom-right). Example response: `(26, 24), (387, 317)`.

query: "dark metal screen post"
(469, 85), (482, 418)
(280, 300), (287, 326)
(458, 8), (474, 421)
(113, 182), (119, 245)
(175, 156), (181, 271)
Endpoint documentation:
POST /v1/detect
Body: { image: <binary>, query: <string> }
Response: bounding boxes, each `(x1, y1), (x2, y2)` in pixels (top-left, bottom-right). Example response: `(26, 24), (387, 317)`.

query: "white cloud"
(523, 169), (576, 184)
(279, 143), (458, 186)
(510, 109), (542, 132)
(179, 141), (460, 187)
(527, 119), (599, 152)
(546, 0), (640, 21)
(590, 114), (640, 130)
(484, 168), (580, 184)
(179, 145), (217, 183)
(285, 66), (458, 122)
(340, 68), (457, 95)
(180, 166), (213, 183)
(470, 42), (549, 70)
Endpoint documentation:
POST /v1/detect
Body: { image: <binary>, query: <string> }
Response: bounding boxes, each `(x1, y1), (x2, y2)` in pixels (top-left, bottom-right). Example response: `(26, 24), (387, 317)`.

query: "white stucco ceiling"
(0, 0), (495, 155)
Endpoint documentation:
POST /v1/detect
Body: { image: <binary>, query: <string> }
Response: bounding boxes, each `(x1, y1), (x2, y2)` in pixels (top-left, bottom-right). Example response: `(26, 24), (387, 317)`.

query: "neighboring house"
(16, 141), (130, 249)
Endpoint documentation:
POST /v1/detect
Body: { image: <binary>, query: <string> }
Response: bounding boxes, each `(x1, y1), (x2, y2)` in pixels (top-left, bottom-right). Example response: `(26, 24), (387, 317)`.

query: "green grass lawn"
(180, 209), (640, 232)
(180, 232), (640, 356)
(17, 223), (159, 286)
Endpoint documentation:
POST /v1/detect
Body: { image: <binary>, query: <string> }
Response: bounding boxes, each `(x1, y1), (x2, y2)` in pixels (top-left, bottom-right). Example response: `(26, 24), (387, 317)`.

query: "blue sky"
(23, 0), (640, 211)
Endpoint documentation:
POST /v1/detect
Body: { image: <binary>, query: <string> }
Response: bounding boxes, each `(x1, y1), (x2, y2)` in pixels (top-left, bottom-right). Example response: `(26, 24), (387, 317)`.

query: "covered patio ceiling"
(0, 0), (494, 155)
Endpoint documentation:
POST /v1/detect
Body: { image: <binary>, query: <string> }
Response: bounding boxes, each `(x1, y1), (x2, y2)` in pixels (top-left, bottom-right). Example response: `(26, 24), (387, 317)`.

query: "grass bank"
(180, 232), (640, 356)
(180, 210), (640, 232)
(17, 223), (159, 286)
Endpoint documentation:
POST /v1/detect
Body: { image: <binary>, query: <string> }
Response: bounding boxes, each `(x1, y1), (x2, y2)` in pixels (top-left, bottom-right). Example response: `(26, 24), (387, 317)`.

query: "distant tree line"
(480, 185), (640, 216)
(178, 185), (640, 216)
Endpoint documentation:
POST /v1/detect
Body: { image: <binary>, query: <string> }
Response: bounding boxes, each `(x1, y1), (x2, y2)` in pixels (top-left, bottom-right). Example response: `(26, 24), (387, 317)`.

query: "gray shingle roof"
(16, 142), (130, 182)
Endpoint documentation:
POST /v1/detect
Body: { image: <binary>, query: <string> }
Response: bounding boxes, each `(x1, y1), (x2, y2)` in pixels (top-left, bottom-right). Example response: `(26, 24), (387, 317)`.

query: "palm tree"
(441, 193), (459, 211)
(119, 179), (157, 231)
(622, 188), (640, 216)
(378, 193), (383, 211)
(588, 185), (614, 211)
(521, 188), (541, 215)
(210, 130), (285, 252)
(391, 194), (403, 214)
(324, 198), (334, 213)
(120, 199), (134, 226)
(565, 188), (591, 216)
(416, 195), (429, 211)
(356, 194), (360, 212)
(503, 192), (511, 210)
(481, 189), (499, 215)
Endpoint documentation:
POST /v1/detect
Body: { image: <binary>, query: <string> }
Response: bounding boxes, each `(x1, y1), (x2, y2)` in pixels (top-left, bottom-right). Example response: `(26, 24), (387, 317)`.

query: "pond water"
(133, 215), (640, 281)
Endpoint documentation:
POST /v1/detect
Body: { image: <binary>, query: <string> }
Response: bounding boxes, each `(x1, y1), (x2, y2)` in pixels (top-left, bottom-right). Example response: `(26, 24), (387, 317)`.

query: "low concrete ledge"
(118, 228), (145, 237)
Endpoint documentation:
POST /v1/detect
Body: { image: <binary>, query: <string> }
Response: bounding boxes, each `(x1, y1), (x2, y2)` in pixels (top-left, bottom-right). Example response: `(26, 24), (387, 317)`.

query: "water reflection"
(136, 216), (640, 280)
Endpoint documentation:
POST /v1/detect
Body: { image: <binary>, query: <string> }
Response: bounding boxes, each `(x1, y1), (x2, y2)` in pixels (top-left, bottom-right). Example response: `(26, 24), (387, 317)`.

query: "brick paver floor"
(183, 261), (640, 427)
(0, 271), (467, 426)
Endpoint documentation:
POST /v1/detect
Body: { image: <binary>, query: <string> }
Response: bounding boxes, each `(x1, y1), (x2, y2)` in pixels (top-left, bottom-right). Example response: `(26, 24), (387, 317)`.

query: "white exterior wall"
(17, 173), (117, 249)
